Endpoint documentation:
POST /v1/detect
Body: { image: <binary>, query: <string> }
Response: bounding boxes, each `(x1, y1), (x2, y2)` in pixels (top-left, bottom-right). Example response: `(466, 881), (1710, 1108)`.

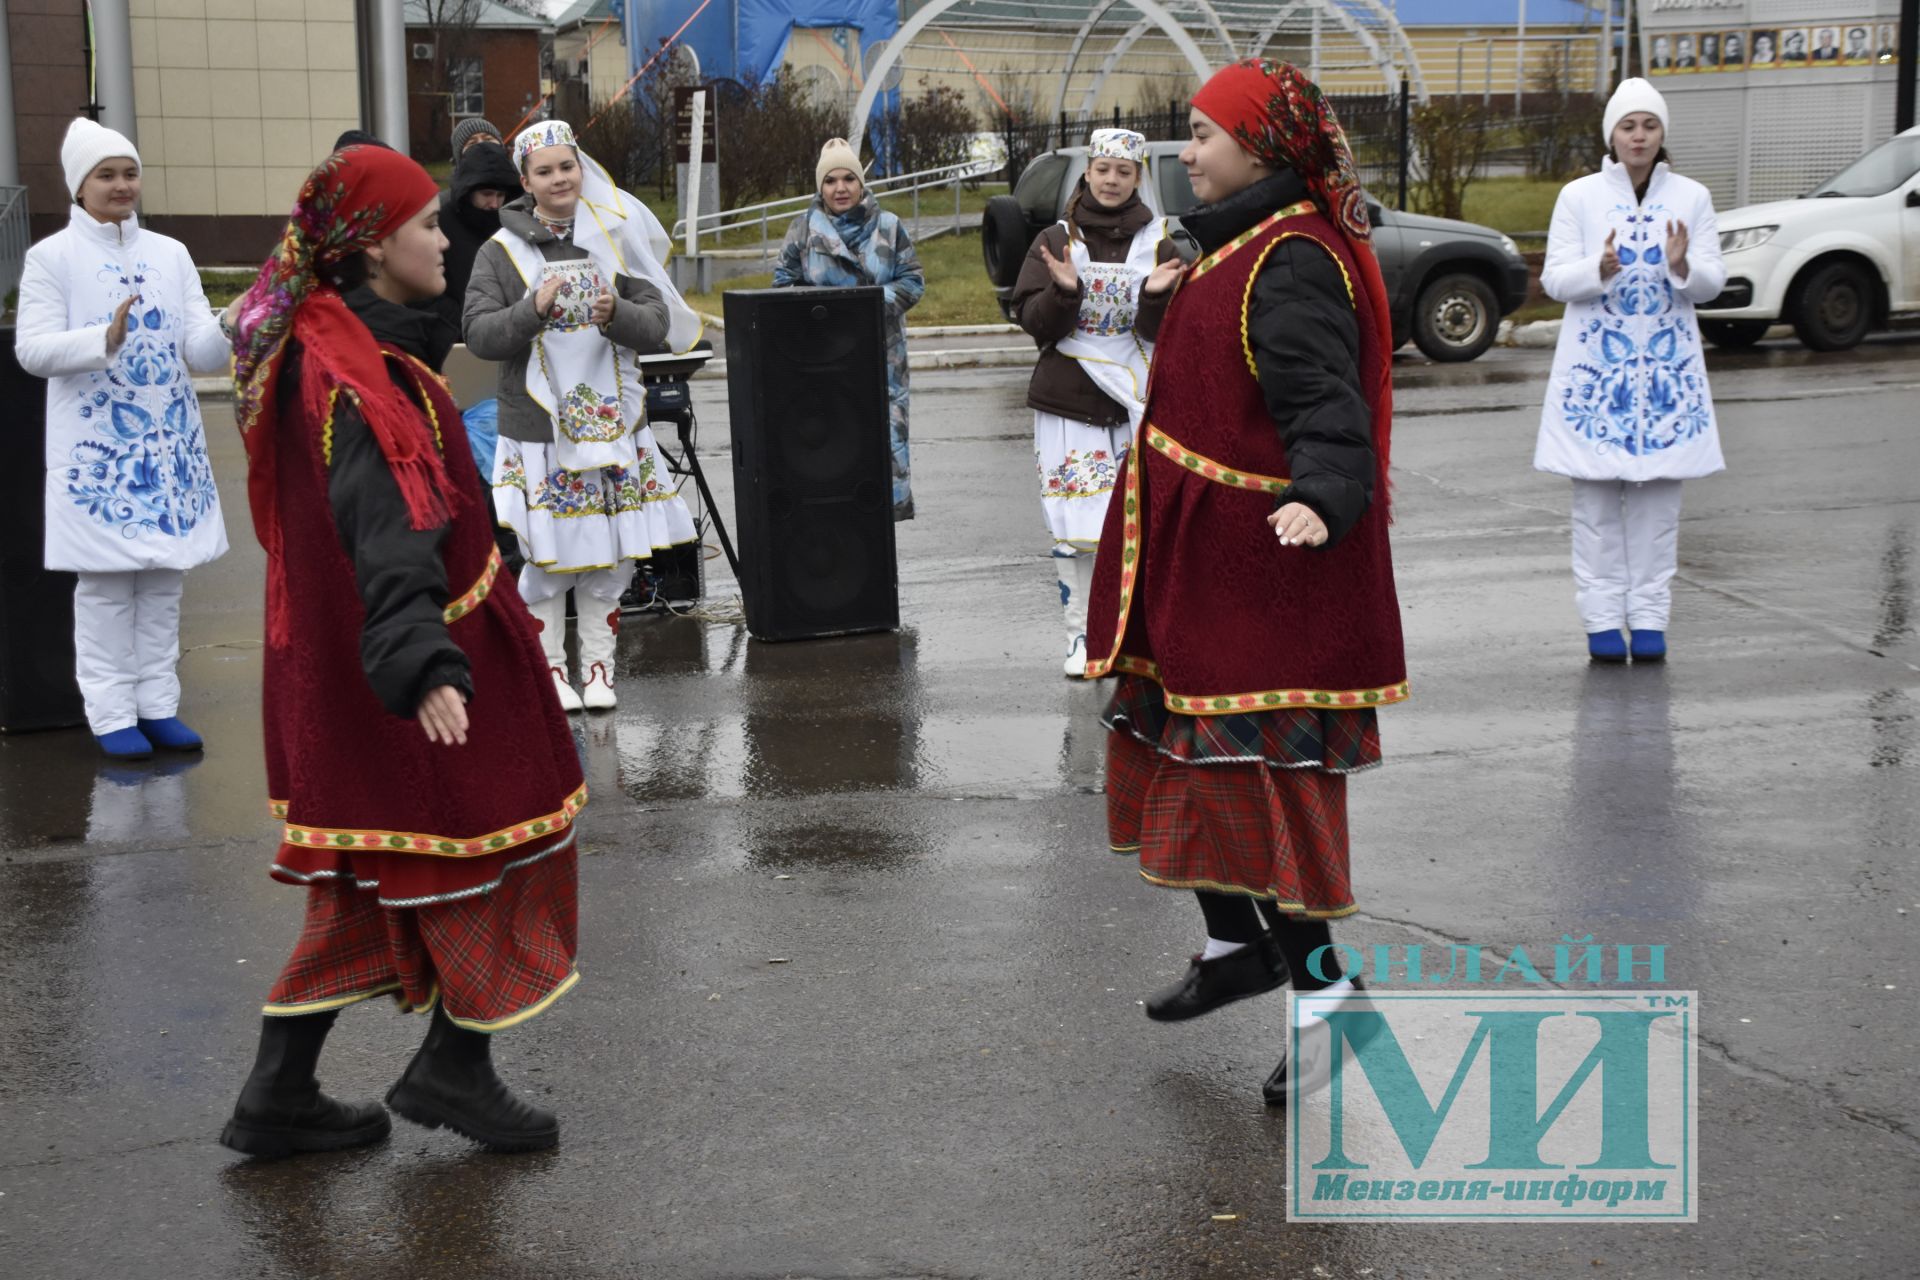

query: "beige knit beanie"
(815, 138), (865, 189)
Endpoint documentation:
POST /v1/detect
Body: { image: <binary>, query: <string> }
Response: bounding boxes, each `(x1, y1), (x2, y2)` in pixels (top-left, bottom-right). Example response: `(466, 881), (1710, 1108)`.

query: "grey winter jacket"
(462, 195), (671, 444)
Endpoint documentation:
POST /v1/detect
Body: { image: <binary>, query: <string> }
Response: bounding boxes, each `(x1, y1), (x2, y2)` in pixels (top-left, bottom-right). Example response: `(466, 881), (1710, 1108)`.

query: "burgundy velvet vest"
(263, 347), (585, 903)
(1085, 201), (1408, 714)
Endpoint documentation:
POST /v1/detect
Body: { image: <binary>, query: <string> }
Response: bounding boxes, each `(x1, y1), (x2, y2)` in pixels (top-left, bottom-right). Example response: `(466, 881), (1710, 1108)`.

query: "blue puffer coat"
(773, 192), (925, 519)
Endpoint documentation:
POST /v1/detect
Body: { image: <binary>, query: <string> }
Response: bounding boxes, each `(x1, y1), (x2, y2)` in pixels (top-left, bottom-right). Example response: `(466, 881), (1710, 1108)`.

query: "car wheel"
(1791, 261), (1874, 351)
(1699, 319), (1772, 349)
(982, 196), (1032, 291)
(1411, 271), (1499, 362)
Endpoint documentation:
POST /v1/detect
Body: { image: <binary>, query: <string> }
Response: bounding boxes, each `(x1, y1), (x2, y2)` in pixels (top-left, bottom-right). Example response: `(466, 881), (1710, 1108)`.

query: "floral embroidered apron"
(493, 232), (646, 474)
(1053, 219), (1161, 433)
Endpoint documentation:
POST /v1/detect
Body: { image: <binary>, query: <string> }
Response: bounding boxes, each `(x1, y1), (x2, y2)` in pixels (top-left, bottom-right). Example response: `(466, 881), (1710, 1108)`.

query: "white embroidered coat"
(15, 206), (230, 572)
(1535, 159), (1728, 482)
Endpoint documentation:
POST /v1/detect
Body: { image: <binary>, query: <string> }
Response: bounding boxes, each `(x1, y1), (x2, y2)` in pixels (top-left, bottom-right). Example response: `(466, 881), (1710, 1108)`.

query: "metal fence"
(672, 157), (998, 255)
(0, 186), (30, 304)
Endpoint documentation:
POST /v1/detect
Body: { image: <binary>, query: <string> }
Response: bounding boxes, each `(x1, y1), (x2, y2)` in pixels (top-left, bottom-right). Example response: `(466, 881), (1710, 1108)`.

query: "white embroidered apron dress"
(488, 178), (703, 577)
(1036, 219), (1160, 552)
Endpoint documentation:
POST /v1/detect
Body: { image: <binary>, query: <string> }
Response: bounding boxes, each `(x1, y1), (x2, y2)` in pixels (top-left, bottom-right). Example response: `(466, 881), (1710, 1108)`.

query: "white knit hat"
(60, 117), (141, 201)
(815, 138), (865, 188)
(1602, 78), (1668, 147)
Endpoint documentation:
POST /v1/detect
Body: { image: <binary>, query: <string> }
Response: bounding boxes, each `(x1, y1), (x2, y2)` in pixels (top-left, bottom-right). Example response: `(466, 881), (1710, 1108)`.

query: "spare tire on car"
(982, 195), (1033, 290)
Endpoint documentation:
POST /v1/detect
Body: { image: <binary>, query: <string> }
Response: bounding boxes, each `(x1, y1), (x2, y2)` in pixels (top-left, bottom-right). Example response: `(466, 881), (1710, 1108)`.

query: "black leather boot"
(1145, 934), (1287, 1022)
(219, 1011), (392, 1157)
(386, 1003), (559, 1152)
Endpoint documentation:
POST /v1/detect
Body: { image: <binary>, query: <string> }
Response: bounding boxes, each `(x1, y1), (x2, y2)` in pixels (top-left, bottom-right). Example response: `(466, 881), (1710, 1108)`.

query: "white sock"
(1201, 937), (1250, 961)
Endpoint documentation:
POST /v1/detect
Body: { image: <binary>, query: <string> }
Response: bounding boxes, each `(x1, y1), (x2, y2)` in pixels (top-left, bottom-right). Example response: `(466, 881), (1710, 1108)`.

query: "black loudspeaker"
(0, 328), (86, 732)
(723, 287), (898, 641)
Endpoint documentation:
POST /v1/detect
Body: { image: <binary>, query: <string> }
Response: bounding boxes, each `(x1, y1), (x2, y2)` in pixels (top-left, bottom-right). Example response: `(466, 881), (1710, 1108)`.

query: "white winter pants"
(1570, 479), (1684, 633)
(516, 561), (635, 607)
(73, 569), (186, 735)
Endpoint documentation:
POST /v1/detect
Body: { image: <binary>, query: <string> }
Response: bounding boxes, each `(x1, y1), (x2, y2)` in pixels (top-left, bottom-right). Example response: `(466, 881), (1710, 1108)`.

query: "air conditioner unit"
(411, 42), (434, 61)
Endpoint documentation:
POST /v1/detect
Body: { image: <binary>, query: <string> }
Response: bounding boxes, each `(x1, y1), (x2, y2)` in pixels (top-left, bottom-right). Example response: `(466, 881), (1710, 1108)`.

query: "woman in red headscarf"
(1084, 60), (1406, 1103)
(218, 145), (586, 1157)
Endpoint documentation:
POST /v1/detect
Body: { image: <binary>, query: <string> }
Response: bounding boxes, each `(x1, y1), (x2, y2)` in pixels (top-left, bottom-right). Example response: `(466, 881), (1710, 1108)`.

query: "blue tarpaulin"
(624, 0), (903, 166)
(623, 0), (897, 87)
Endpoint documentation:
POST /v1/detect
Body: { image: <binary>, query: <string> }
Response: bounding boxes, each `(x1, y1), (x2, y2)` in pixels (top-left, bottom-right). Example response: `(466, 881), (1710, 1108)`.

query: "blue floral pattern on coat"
(1557, 204), (1713, 458)
(66, 258), (220, 539)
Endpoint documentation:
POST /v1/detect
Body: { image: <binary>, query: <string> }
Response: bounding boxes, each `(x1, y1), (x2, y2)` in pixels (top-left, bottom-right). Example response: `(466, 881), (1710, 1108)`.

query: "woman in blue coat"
(773, 138), (925, 520)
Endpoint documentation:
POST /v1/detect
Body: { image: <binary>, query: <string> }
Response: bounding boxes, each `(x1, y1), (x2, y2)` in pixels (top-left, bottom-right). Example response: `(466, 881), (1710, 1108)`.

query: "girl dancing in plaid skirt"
(1084, 59), (1408, 1102)
(219, 144), (586, 1157)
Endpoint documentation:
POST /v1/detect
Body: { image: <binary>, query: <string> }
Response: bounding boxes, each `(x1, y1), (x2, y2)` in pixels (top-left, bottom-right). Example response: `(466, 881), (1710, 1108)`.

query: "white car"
(1699, 125), (1920, 351)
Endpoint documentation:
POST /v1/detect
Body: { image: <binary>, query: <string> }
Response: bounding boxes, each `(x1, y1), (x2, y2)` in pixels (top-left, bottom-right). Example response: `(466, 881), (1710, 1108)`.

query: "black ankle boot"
(219, 1012), (391, 1157)
(386, 1003), (559, 1152)
(1145, 934), (1288, 1022)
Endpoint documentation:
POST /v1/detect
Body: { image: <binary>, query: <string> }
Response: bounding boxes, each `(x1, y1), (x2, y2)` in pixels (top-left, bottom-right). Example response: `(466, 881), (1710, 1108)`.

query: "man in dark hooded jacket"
(419, 139), (522, 348)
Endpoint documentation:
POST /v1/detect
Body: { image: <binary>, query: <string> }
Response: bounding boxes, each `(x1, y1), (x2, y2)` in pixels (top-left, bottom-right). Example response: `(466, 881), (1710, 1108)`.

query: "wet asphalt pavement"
(2, 335), (1917, 1279)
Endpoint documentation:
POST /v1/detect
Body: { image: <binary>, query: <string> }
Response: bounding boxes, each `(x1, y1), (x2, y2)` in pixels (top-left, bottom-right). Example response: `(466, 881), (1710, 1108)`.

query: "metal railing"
(0, 186), (29, 305)
(670, 157), (1002, 257)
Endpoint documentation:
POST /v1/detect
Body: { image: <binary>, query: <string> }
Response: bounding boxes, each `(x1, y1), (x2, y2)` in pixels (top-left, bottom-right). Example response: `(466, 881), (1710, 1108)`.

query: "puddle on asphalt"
(1556, 663), (1708, 924)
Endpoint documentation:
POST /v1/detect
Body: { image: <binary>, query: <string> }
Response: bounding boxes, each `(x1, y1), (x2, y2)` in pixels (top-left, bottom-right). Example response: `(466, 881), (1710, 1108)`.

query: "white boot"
(577, 600), (619, 711)
(1060, 551), (1092, 678)
(530, 591), (583, 713)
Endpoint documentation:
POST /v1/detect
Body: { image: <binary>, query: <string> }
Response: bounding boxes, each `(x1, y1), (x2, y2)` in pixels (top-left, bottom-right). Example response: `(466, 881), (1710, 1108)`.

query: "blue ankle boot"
(1587, 630), (1627, 663)
(1629, 630), (1667, 662)
(97, 726), (155, 760)
(137, 717), (203, 751)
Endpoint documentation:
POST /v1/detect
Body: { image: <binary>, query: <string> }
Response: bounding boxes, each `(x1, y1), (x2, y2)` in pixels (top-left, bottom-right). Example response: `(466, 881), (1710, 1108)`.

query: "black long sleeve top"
(1178, 171), (1376, 547)
(308, 287), (472, 716)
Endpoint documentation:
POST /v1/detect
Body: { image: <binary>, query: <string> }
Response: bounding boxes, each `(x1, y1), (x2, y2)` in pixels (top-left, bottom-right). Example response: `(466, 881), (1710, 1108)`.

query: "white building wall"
(129, 0), (362, 218)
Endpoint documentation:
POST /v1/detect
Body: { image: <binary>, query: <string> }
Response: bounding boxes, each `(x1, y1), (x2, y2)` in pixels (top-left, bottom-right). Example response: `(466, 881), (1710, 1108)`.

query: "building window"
(450, 56), (485, 117)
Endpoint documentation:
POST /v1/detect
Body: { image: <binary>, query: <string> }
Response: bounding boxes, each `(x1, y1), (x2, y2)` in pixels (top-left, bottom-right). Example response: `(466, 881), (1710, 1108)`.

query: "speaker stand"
(657, 409), (741, 583)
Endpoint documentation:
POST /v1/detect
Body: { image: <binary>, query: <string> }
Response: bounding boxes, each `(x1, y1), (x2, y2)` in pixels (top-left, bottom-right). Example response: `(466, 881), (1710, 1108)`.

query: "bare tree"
(1411, 98), (1494, 220)
(1523, 48), (1600, 180)
(415, 0), (488, 162)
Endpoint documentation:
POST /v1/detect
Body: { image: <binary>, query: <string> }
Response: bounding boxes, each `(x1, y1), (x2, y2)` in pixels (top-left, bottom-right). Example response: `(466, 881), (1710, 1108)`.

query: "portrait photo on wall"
(1675, 32), (1699, 70)
(1650, 33), (1674, 72)
(1812, 26), (1842, 61)
(1781, 28), (1810, 64)
(1699, 32), (1722, 70)
(1721, 30), (1746, 68)
(1843, 26), (1873, 65)
(1750, 29), (1779, 68)
(1876, 23), (1898, 63)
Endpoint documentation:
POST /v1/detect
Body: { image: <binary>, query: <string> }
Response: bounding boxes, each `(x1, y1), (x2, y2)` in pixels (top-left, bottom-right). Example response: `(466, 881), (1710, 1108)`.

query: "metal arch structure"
(1236, 0), (1428, 101)
(1056, 0), (1429, 128)
(1342, 0), (1428, 100)
(1050, 0), (1237, 124)
(1080, 3), (1407, 119)
(1238, 4), (1397, 100)
(849, 0), (1217, 141)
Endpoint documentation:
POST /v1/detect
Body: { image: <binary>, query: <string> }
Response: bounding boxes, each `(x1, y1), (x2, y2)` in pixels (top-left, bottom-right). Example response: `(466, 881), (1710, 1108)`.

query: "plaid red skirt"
(264, 832), (579, 1030)
(1104, 678), (1367, 918)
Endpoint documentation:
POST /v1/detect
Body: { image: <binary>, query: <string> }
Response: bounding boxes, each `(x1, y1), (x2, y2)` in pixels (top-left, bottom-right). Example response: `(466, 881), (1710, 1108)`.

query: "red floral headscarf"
(1192, 58), (1394, 488)
(231, 145), (456, 643)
